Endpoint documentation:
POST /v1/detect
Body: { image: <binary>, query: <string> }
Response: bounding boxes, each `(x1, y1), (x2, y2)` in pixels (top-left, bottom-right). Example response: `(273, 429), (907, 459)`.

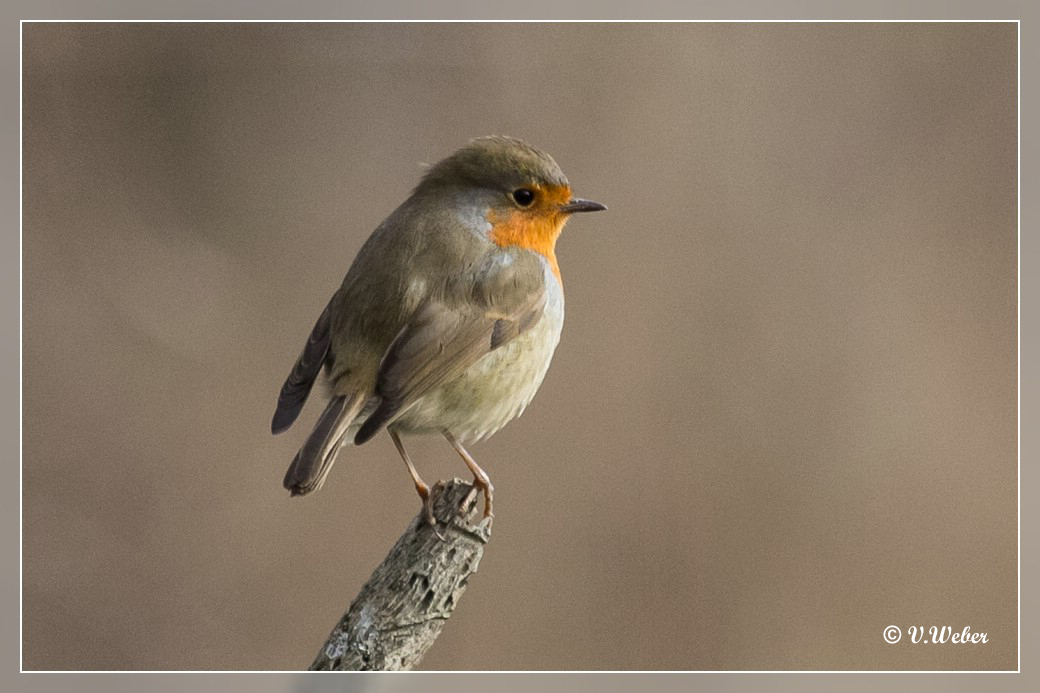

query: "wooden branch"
(308, 478), (492, 671)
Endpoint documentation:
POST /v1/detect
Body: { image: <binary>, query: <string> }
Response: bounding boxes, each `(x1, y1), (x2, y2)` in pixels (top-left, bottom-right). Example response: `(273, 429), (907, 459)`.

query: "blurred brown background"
(22, 23), (1016, 671)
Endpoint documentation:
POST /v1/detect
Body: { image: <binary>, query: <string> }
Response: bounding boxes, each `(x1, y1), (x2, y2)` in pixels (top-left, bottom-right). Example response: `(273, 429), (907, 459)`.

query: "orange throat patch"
(487, 184), (572, 283)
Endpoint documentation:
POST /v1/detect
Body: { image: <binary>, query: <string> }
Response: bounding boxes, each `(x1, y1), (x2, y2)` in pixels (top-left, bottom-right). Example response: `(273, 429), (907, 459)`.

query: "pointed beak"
(559, 198), (607, 214)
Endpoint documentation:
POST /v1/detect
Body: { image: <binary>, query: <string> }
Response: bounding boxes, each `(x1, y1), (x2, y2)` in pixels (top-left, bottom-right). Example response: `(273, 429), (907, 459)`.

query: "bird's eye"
(512, 188), (536, 207)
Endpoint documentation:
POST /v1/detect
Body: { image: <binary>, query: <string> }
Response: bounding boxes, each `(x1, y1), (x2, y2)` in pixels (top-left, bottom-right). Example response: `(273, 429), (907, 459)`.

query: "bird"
(271, 135), (605, 526)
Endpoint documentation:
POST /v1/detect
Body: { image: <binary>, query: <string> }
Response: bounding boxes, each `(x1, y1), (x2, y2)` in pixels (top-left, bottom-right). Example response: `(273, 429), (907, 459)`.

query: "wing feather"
(353, 260), (547, 445)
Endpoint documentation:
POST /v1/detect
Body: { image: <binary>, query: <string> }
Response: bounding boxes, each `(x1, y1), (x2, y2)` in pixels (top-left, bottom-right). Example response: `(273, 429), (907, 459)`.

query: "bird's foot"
(417, 482), (449, 540)
(459, 477), (494, 528)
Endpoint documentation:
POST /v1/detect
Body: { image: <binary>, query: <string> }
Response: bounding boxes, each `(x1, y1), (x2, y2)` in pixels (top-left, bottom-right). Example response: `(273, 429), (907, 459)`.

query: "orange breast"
(487, 183), (572, 283)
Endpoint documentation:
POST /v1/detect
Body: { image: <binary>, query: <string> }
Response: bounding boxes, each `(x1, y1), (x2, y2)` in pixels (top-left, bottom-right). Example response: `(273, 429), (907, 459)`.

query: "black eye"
(512, 188), (535, 206)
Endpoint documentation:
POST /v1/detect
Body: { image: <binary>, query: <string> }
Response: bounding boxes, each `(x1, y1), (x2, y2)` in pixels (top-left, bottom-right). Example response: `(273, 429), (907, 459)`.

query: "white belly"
(392, 272), (564, 442)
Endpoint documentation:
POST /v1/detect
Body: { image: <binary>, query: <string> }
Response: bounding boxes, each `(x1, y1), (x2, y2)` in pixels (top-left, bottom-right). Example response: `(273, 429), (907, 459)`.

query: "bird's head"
(417, 136), (606, 281)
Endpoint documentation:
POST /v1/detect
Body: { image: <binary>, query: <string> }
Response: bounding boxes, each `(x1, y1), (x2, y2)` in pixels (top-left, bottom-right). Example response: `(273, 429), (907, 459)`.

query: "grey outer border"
(7, 1), (1032, 692)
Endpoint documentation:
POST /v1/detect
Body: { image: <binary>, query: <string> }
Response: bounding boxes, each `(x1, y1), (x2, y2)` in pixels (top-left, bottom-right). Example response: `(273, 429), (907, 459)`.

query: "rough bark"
(308, 478), (491, 671)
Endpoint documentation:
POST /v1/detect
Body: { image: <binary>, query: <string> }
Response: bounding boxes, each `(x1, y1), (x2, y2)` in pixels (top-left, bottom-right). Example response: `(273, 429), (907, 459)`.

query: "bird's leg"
(443, 430), (494, 521)
(389, 429), (437, 529)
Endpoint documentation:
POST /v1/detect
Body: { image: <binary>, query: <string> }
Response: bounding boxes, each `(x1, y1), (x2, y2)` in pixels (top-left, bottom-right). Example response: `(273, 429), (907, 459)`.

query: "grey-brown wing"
(353, 259), (546, 445)
(271, 298), (333, 434)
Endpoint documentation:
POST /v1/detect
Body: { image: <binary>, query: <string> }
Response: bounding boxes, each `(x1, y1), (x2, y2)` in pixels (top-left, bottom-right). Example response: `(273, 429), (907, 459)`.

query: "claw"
(420, 490), (437, 527)
(459, 484), (480, 515)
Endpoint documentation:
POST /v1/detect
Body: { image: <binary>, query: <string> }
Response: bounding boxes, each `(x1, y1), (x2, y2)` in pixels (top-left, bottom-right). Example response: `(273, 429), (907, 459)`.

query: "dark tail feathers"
(282, 393), (364, 496)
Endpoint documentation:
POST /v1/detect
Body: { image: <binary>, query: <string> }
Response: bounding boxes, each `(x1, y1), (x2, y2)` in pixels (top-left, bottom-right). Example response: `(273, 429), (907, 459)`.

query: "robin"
(272, 136), (605, 526)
